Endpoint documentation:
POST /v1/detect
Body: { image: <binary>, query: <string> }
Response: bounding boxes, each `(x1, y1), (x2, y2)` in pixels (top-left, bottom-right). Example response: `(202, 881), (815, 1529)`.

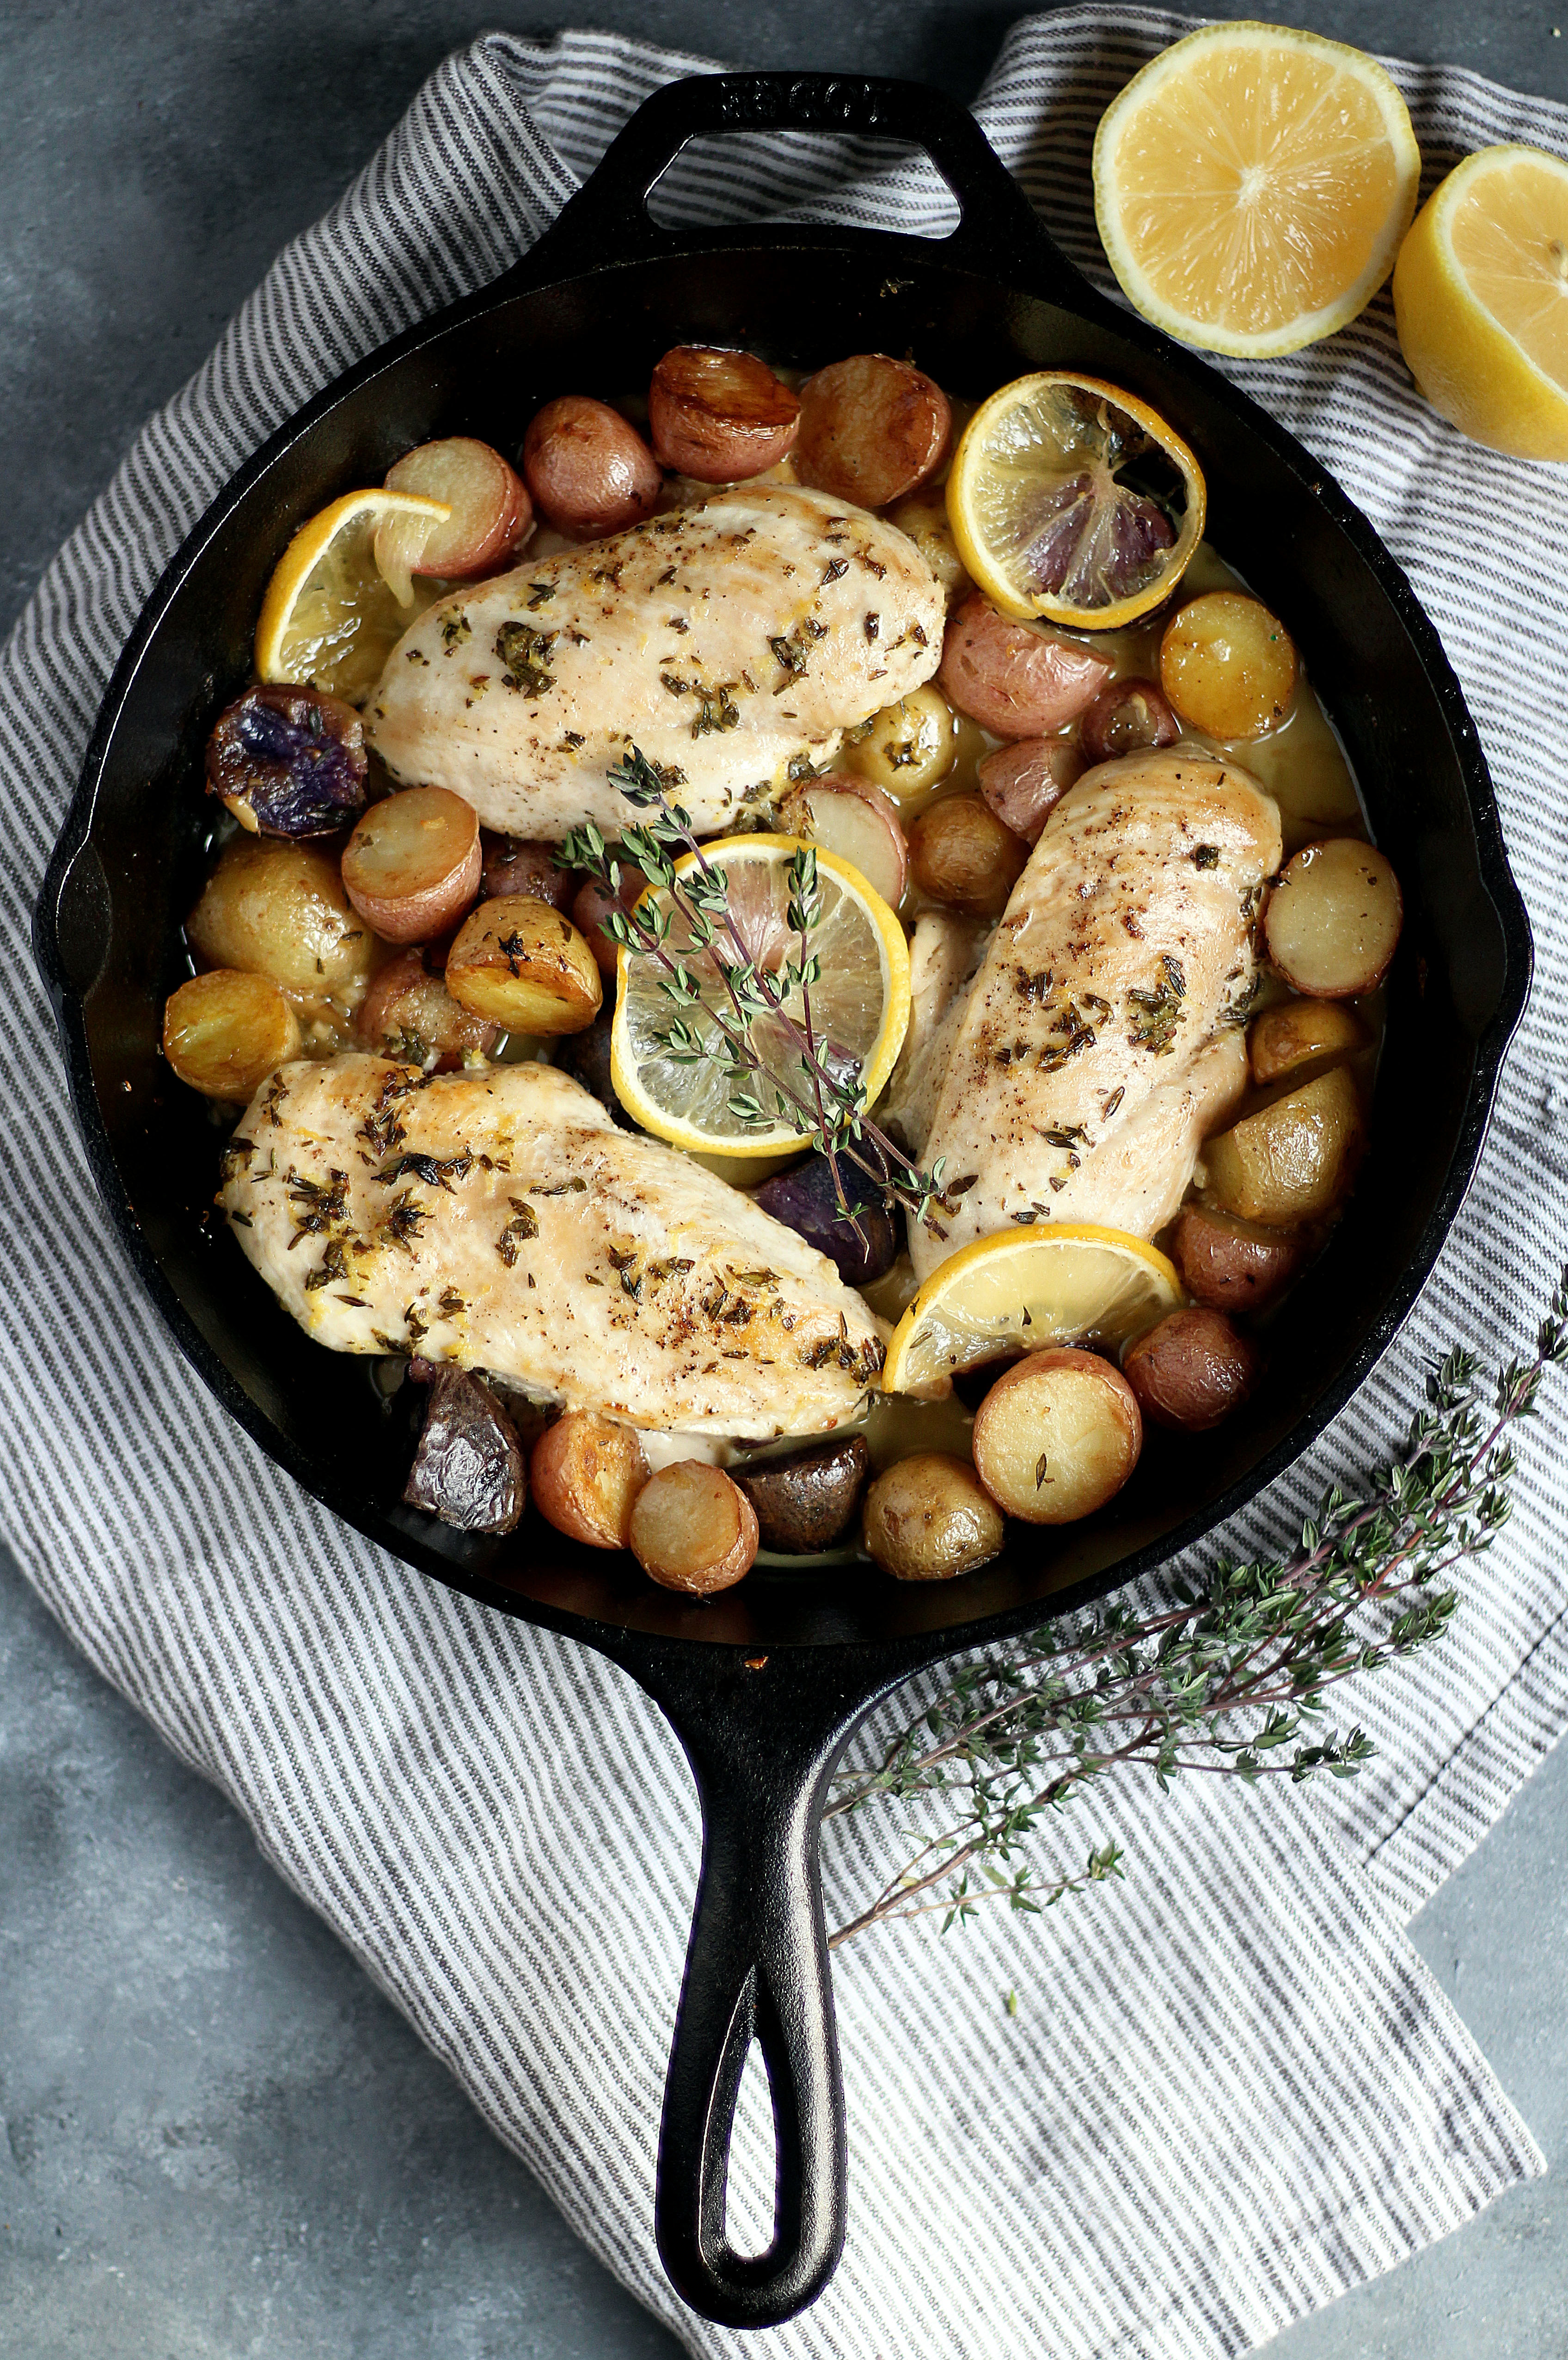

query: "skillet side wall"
(49, 239), (1514, 1654)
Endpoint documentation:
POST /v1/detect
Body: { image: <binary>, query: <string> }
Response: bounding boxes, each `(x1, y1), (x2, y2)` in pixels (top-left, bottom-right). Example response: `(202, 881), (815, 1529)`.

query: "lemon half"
(255, 488), (451, 705)
(883, 1223), (1183, 1395)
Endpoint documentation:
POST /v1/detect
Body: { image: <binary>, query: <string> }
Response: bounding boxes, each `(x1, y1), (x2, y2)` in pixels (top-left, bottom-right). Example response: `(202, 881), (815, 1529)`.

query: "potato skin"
(841, 686), (959, 801)
(355, 948), (499, 1065)
(648, 346), (800, 482)
(1204, 1065), (1366, 1225)
(939, 595), (1112, 738)
(970, 1348), (1142, 1524)
(861, 1452), (1004, 1581)
(631, 1463), (759, 1594)
(976, 738), (1083, 843)
(909, 792), (1029, 916)
(1170, 1204), (1305, 1313)
(1123, 1309), (1259, 1432)
(1249, 996), (1364, 1086)
(445, 894), (602, 1034)
(794, 353), (950, 506)
(187, 836), (375, 1000)
(523, 396), (662, 537)
(402, 1366), (526, 1534)
(206, 683), (367, 838)
(482, 834), (575, 913)
(886, 486), (973, 608)
(753, 1155), (900, 1286)
(1077, 676), (1179, 768)
(530, 1412), (649, 1549)
(735, 1435), (870, 1553)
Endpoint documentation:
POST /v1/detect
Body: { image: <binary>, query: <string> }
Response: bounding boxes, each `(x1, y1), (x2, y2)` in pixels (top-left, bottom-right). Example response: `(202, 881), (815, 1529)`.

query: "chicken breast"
(879, 909), (993, 1159)
(911, 750), (1282, 1280)
(221, 1056), (884, 1438)
(365, 485), (944, 839)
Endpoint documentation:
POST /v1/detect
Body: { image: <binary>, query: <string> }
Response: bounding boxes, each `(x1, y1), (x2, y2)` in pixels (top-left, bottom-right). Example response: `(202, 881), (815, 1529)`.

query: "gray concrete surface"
(3, 2), (1567, 2352)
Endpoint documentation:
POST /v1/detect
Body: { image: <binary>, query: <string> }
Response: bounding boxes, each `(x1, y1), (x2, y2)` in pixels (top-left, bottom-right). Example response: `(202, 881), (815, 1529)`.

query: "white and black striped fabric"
(2, 10), (1565, 2354)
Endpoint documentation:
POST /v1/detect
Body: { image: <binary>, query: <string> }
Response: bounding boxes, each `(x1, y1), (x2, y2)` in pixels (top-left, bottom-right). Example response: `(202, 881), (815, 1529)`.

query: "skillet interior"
(42, 234), (1526, 1659)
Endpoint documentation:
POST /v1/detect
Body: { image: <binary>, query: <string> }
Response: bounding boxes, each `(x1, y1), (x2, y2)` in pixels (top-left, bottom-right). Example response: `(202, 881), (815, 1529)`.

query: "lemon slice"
(1093, 23), (1420, 360)
(1394, 145), (1568, 461)
(255, 489), (451, 706)
(946, 372), (1205, 628)
(882, 1223), (1183, 1395)
(611, 835), (911, 1156)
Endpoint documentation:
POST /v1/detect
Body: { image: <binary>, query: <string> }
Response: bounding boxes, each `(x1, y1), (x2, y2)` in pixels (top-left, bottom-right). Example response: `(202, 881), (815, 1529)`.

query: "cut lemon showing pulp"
(946, 372), (1205, 628)
(1393, 145), (1568, 461)
(1093, 23), (1421, 360)
(882, 1224), (1183, 1395)
(255, 488), (451, 705)
(611, 836), (910, 1156)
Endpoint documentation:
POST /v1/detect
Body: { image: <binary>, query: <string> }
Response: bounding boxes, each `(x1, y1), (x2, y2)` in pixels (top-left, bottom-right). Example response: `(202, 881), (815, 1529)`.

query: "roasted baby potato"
(522, 395), (662, 537)
(648, 346), (800, 481)
(162, 969), (301, 1100)
(970, 1348), (1142, 1524)
(1159, 592), (1297, 741)
(794, 353), (950, 506)
(380, 436), (530, 585)
(777, 776), (908, 910)
(206, 682), (367, 838)
(976, 738), (1083, 843)
(909, 792), (1029, 916)
(445, 894), (602, 1034)
(1249, 996), (1365, 1086)
(551, 1007), (622, 1120)
(1263, 839), (1403, 997)
(482, 834), (575, 913)
(841, 685), (960, 802)
(341, 786), (482, 944)
(403, 1365), (526, 1534)
(861, 1451), (1004, 1580)
(631, 1462), (759, 1594)
(355, 948), (498, 1065)
(186, 836), (375, 1000)
(1076, 676), (1180, 768)
(530, 1412), (649, 1549)
(1123, 1309), (1259, 1432)
(753, 1154), (900, 1286)
(1170, 1203), (1307, 1312)
(571, 878), (626, 978)
(886, 485), (973, 608)
(735, 1434), (870, 1553)
(939, 595), (1112, 738)
(1204, 1065), (1366, 1225)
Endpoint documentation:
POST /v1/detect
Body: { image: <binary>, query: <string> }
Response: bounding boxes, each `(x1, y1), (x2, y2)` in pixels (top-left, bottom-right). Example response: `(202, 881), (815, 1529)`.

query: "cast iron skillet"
(34, 71), (1531, 2331)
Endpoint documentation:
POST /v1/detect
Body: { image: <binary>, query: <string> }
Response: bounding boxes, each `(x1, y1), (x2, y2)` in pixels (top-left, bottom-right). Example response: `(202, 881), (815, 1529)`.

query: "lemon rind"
(255, 488), (453, 682)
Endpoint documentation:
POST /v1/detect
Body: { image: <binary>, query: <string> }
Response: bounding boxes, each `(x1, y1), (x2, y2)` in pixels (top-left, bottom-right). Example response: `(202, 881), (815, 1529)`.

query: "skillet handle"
(513, 70), (1064, 289)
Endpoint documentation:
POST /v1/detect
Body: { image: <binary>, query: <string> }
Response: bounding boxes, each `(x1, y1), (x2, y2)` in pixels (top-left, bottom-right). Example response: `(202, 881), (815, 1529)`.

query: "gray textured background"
(3, 3), (1566, 2353)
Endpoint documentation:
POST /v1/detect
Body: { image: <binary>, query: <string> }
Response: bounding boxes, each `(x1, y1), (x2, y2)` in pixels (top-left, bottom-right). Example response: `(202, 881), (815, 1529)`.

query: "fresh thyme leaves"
(822, 1268), (1568, 1949)
(557, 744), (950, 1235)
(494, 620), (556, 696)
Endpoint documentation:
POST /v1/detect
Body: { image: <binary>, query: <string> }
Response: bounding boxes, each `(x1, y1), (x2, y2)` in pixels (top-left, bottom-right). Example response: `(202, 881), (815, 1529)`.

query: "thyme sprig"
(826, 1267), (1568, 1948)
(558, 746), (947, 1232)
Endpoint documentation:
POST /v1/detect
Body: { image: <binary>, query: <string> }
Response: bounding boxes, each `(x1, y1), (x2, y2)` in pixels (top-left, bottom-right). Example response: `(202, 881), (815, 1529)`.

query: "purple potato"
(753, 1155), (900, 1285)
(403, 1364), (525, 1533)
(552, 1008), (627, 1125)
(206, 683), (368, 836)
(1076, 676), (1180, 768)
(735, 1434), (870, 1553)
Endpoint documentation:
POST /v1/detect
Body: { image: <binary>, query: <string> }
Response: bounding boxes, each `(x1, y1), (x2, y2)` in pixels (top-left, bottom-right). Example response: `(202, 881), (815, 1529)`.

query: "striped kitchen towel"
(2, 9), (1566, 2355)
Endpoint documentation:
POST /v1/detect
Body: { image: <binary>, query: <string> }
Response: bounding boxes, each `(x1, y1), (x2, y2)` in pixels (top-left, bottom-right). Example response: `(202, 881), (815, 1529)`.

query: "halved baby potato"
(631, 1462), (759, 1594)
(885, 485), (973, 609)
(976, 737), (1083, 843)
(445, 894), (602, 1033)
(860, 1451), (1004, 1580)
(1170, 1203), (1306, 1312)
(970, 1347), (1142, 1524)
(1263, 840), (1403, 997)
(1204, 1065), (1366, 1225)
(341, 786), (481, 944)
(1159, 592), (1297, 741)
(777, 775), (909, 910)
(1249, 996), (1365, 1086)
(794, 353), (951, 507)
(187, 836), (375, 1000)
(162, 969), (301, 1100)
(843, 685), (961, 801)
(648, 346), (801, 482)
(355, 948), (498, 1064)
(531, 1412), (649, 1550)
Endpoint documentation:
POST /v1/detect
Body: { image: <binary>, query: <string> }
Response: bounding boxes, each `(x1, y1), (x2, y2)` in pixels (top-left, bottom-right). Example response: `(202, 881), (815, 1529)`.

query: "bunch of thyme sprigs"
(824, 1266), (1568, 1948)
(557, 747), (947, 1233)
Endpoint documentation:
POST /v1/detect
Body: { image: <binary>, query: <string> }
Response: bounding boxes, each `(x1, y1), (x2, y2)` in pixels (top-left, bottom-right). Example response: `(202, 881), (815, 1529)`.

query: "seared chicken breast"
(880, 908), (993, 1159)
(911, 750), (1281, 1280)
(366, 485), (944, 839)
(221, 1056), (884, 1438)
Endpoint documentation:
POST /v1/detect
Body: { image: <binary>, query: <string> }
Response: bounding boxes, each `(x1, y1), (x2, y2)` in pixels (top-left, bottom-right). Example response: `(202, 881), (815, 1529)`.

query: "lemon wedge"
(1394, 145), (1568, 460)
(1093, 23), (1421, 359)
(946, 371), (1204, 628)
(610, 835), (910, 1157)
(882, 1224), (1183, 1395)
(255, 488), (451, 705)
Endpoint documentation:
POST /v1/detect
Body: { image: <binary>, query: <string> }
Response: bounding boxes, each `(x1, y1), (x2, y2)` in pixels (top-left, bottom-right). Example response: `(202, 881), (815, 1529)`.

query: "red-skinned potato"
(976, 738), (1083, 843)
(970, 1348), (1142, 1523)
(522, 396), (662, 537)
(530, 1413), (649, 1549)
(777, 775), (908, 910)
(630, 1462), (759, 1594)
(572, 878), (625, 978)
(794, 354), (951, 506)
(341, 787), (481, 944)
(860, 1452), (1004, 1581)
(1077, 676), (1180, 767)
(939, 595), (1113, 737)
(163, 969), (301, 1100)
(445, 894), (602, 1034)
(377, 437), (530, 596)
(1123, 1309), (1260, 1432)
(648, 347), (800, 481)
(1263, 840), (1403, 997)
(355, 948), (499, 1066)
(909, 792), (1029, 916)
(1170, 1204), (1306, 1313)
(481, 834), (575, 913)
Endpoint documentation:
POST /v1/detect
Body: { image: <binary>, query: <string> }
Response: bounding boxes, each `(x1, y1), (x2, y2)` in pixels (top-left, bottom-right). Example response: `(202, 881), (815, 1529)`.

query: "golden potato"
(970, 1348), (1142, 1524)
(861, 1451), (1004, 1580)
(162, 969), (300, 1100)
(909, 792), (1028, 916)
(1159, 592), (1297, 740)
(1170, 1204), (1306, 1312)
(445, 894), (602, 1034)
(186, 836), (375, 999)
(530, 1413), (649, 1550)
(1249, 997), (1365, 1087)
(630, 1462), (758, 1593)
(1263, 839), (1403, 997)
(1123, 1310), (1259, 1432)
(1204, 1066), (1365, 1225)
(842, 685), (960, 800)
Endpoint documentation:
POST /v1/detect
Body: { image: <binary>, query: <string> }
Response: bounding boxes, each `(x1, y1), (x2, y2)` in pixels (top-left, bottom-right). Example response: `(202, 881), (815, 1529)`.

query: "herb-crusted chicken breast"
(365, 484), (944, 839)
(911, 750), (1282, 1280)
(221, 1055), (884, 1438)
